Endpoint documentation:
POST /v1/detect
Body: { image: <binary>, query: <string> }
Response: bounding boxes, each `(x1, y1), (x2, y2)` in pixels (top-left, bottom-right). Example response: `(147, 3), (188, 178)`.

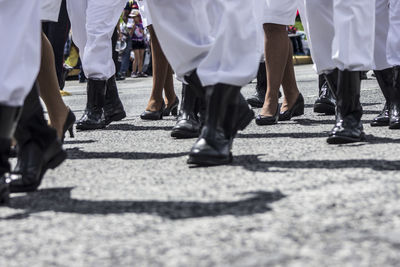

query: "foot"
(145, 99), (164, 112)
(280, 92), (299, 114)
(49, 106), (70, 139)
(260, 101), (279, 117)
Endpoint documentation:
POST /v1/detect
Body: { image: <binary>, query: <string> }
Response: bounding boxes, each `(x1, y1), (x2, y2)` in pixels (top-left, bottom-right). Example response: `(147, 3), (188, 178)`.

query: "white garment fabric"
(373, 0), (391, 70)
(0, 0), (41, 106)
(262, 0), (298, 25)
(66, 0), (126, 80)
(146, 0), (263, 87)
(387, 0), (400, 66)
(41, 0), (62, 22)
(137, 0), (152, 27)
(304, 0), (376, 74)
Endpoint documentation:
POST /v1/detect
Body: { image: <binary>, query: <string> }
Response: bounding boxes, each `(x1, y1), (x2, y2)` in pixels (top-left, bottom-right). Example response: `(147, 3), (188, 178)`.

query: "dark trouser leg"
(325, 69), (365, 144)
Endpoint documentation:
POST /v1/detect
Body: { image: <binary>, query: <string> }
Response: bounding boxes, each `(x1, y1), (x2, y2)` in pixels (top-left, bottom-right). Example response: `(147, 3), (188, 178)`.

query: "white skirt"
(261, 0), (298, 25)
(41, 0), (62, 22)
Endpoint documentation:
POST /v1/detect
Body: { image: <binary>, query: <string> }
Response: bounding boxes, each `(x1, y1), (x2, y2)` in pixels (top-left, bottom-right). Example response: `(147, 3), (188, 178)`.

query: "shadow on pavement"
(104, 123), (172, 131)
(2, 188), (285, 220)
(63, 140), (97, 145)
(66, 147), (187, 160)
(233, 154), (400, 172)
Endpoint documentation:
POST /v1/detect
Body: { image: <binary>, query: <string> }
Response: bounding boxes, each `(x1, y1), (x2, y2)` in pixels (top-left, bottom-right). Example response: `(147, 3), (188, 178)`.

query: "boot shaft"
(86, 79), (107, 110)
(336, 70), (362, 120)
(374, 68), (394, 103)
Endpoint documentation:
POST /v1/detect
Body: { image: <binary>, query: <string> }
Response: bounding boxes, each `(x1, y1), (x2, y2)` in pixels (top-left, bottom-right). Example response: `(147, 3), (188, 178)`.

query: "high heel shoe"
(140, 102), (165, 120)
(255, 103), (280, 126)
(62, 108), (76, 142)
(279, 93), (304, 121)
(163, 97), (180, 116)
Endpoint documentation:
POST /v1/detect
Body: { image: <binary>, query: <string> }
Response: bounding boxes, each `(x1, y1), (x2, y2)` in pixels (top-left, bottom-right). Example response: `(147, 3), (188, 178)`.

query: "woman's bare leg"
(145, 25), (170, 111)
(280, 39), (300, 112)
(138, 49), (144, 73)
(260, 23), (289, 116)
(163, 64), (176, 107)
(38, 32), (69, 139)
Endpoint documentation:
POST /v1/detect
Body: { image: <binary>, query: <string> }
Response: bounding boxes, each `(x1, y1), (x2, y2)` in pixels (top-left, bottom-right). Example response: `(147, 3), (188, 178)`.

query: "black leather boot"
(371, 68), (393, 127)
(389, 66), (400, 129)
(188, 84), (241, 166)
(326, 70), (365, 144)
(9, 83), (67, 193)
(171, 84), (201, 138)
(76, 79), (107, 130)
(104, 75), (126, 125)
(247, 62), (266, 108)
(0, 105), (21, 204)
(314, 74), (336, 115)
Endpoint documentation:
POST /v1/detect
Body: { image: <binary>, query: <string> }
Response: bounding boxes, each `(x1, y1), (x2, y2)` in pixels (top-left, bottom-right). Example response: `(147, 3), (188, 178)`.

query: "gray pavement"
(1, 65), (400, 267)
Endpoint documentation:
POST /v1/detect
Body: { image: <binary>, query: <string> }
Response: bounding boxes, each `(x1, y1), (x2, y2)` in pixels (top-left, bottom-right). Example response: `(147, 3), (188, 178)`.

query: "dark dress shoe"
(187, 128), (232, 166)
(279, 93), (304, 121)
(389, 103), (400, 129)
(171, 115), (200, 139)
(163, 97), (180, 116)
(389, 67), (400, 129)
(9, 139), (66, 193)
(255, 104), (280, 126)
(62, 108), (76, 142)
(371, 103), (390, 127)
(140, 102), (165, 120)
(327, 116), (365, 144)
(76, 79), (107, 130)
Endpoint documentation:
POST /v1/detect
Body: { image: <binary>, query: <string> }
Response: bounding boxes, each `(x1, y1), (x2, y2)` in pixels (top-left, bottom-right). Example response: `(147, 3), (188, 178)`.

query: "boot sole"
(187, 153), (233, 166)
(171, 129), (199, 139)
(327, 133), (366, 144)
(314, 103), (335, 115)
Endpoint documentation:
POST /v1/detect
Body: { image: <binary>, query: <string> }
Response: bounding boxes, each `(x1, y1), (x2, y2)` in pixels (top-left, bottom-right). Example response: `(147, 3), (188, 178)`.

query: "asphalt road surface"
(1, 65), (400, 267)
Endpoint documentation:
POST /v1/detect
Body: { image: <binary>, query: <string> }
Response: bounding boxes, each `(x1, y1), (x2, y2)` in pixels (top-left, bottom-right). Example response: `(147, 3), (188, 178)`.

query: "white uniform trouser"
(374, 0), (400, 69)
(303, 0), (376, 74)
(66, 0), (126, 80)
(146, 0), (263, 87)
(0, 0), (41, 107)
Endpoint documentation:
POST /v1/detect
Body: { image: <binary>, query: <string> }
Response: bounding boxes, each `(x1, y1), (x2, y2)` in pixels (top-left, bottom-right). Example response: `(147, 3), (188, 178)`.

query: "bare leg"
(38, 32), (69, 139)
(132, 50), (139, 73)
(163, 64), (176, 108)
(145, 25), (172, 111)
(138, 49), (144, 73)
(280, 39), (300, 113)
(260, 23), (289, 117)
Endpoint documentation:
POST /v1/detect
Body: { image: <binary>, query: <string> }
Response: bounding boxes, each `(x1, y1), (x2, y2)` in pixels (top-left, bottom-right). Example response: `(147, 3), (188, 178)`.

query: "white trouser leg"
(67, 0), (125, 80)
(373, 0), (391, 70)
(147, 0), (262, 87)
(0, 0), (41, 106)
(146, 0), (215, 81)
(387, 0), (400, 66)
(66, 0), (88, 61)
(304, 0), (336, 74)
(332, 0), (375, 71)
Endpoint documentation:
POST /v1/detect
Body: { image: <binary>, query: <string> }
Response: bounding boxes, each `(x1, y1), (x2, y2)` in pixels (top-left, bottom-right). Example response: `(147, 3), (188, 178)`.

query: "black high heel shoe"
(279, 93), (304, 121)
(163, 97), (180, 116)
(140, 102), (165, 120)
(62, 108), (76, 142)
(255, 103), (280, 126)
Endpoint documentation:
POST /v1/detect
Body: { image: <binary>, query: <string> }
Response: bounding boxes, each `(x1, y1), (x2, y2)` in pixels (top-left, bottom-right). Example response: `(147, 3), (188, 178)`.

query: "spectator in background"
(129, 10), (147, 78)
